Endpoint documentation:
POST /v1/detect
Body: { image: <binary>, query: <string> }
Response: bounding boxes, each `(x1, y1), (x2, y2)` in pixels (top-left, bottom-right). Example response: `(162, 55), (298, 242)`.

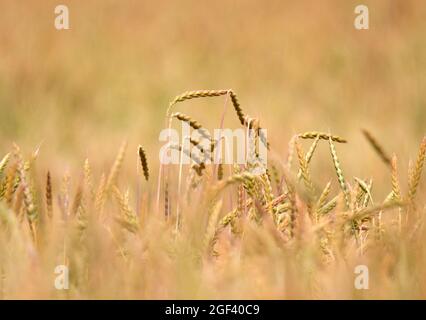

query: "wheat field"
(1, 0), (426, 299)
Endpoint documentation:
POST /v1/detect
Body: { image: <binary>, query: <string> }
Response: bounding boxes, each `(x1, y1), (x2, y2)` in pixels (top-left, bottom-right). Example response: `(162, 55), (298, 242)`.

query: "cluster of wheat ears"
(0, 89), (425, 298)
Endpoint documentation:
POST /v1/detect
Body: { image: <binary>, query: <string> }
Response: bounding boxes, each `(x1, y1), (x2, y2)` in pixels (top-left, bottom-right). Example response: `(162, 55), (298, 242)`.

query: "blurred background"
(0, 0), (425, 197)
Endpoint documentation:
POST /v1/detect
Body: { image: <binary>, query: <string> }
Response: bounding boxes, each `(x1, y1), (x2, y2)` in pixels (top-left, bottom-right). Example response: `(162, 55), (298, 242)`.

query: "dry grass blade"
(362, 129), (391, 166)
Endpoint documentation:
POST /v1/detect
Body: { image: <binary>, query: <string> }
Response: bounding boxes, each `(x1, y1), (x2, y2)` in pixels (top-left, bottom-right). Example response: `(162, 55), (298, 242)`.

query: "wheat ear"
(299, 131), (347, 143)
(95, 173), (107, 215)
(390, 154), (402, 201)
(362, 129), (391, 166)
(0, 153), (10, 177)
(316, 180), (332, 211)
(328, 137), (350, 209)
(113, 186), (139, 233)
(46, 171), (53, 218)
(14, 144), (37, 241)
(138, 145), (149, 181)
(297, 134), (320, 180)
(84, 159), (94, 199)
(167, 89), (246, 125)
(71, 183), (84, 216)
(2, 163), (17, 204)
(295, 140), (315, 195)
(407, 136), (426, 203)
(106, 141), (127, 193)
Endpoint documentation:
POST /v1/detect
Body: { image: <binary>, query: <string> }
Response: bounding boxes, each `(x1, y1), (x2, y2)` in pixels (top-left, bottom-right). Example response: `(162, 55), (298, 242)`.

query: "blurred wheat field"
(0, 0), (426, 299)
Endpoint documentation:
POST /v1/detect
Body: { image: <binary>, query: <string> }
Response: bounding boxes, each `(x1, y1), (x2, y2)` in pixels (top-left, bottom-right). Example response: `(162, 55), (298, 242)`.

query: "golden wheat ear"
(328, 137), (351, 210)
(0, 153), (10, 177)
(390, 154), (402, 201)
(299, 131), (347, 143)
(297, 134), (320, 180)
(166, 89), (246, 125)
(407, 136), (426, 203)
(106, 141), (127, 193)
(84, 159), (94, 199)
(13, 144), (37, 242)
(138, 145), (149, 182)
